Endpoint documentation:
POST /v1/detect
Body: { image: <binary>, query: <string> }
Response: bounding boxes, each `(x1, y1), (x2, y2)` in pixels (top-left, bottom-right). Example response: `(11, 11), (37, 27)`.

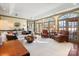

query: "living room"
(0, 3), (79, 56)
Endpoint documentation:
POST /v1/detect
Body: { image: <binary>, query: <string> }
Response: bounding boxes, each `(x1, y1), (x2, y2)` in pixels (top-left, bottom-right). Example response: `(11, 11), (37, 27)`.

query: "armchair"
(54, 30), (69, 42)
(41, 30), (49, 38)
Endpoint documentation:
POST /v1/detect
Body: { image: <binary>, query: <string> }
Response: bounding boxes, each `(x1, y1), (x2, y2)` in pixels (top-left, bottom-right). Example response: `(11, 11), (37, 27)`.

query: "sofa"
(54, 30), (69, 42)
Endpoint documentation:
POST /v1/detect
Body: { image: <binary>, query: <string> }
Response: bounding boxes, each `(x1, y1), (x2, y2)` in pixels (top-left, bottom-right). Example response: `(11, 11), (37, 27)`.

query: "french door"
(59, 18), (79, 42)
(36, 23), (43, 34)
(67, 18), (79, 42)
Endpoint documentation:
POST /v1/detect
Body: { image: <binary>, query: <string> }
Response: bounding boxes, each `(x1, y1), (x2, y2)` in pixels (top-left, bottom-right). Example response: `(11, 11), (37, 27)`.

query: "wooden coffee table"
(0, 40), (30, 56)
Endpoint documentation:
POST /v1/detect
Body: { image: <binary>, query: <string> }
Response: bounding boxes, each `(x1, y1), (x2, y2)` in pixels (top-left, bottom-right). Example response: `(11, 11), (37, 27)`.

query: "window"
(44, 18), (55, 32)
(59, 12), (79, 31)
(35, 23), (43, 34)
(59, 12), (79, 40)
(59, 21), (66, 28)
(35, 18), (55, 34)
(68, 22), (78, 32)
(28, 21), (34, 32)
(59, 21), (66, 30)
(59, 12), (79, 20)
(44, 22), (48, 29)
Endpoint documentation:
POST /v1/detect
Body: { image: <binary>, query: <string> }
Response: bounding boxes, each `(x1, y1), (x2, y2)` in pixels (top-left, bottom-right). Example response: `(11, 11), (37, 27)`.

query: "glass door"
(39, 23), (43, 34)
(44, 22), (49, 30)
(35, 23), (43, 34)
(27, 21), (34, 33)
(59, 20), (66, 31)
(67, 19), (78, 41)
(59, 18), (79, 42)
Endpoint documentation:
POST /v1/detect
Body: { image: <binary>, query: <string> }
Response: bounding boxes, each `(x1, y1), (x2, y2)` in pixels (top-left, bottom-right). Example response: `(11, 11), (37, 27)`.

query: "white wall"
(0, 16), (27, 30)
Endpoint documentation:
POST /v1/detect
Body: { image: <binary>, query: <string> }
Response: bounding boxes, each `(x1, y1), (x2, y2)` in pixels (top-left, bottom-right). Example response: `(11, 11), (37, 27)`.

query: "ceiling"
(0, 3), (79, 20)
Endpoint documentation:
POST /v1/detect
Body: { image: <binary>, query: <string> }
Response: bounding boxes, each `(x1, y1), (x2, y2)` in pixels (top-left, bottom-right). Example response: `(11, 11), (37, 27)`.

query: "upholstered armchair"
(54, 30), (69, 42)
(41, 30), (49, 38)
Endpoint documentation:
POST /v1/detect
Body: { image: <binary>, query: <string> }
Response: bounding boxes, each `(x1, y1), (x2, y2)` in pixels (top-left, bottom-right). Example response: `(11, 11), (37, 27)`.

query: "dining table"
(0, 40), (30, 56)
